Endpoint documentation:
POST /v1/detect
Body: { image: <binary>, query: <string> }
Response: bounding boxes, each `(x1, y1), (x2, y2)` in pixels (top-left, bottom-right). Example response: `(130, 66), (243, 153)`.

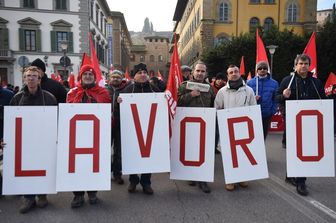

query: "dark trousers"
(111, 126), (122, 177)
(73, 191), (97, 196)
(296, 177), (307, 185)
(23, 194), (45, 200)
(262, 116), (272, 139)
(214, 117), (219, 149)
(129, 174), (151, 187)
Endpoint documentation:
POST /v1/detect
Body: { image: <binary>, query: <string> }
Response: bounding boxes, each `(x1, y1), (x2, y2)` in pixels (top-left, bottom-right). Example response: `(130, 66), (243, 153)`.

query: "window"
(249, 17), (260, 32)
(140, 55), (145, 62)
(23, 0), (35, 8)
(264, 0), (275, 3)
(55, 0), (67, 10)
(264, 17), (274, 31)
(56, 31), (68, 52)
(24, 30), (36, 51)
(287, 2), (298, 22)
(158, 55), (163, 62)
(96, 5), (99, 25)
(0, 28), (9, 50)
(250, 0), (260, 3)
(100, 12), (103, 31)
(0, 0), (3, 6)
(90, 1), (94, 19)
(150, 55), (155, 62)
(18, 18), (41, 52)
(219, 2), (229, 22)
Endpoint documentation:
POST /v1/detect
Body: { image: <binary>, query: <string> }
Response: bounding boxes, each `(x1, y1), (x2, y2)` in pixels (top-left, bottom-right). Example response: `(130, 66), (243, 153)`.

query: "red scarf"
(67, 84), (111, 103)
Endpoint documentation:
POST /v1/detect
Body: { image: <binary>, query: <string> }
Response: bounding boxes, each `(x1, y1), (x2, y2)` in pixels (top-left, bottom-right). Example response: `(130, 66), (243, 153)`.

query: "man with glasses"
(247, 61), (278, 139)
(10, 66), (57, 214)
(214, 64), (256, 191)
(107, 70), (129, 185)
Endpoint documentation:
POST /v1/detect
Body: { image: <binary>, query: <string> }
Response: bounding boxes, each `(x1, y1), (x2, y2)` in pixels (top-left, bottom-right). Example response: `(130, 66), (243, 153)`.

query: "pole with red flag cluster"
(303, 32), (317, 78)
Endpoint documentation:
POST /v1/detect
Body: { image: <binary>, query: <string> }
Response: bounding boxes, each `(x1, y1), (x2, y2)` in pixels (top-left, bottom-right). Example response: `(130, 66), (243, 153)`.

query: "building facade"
(0, 0), (110, 87)
(317, 9), (333, 27)
(108, 11), (132, 72)
(173, 0), (317, 66)
(129, 36), (170, 77)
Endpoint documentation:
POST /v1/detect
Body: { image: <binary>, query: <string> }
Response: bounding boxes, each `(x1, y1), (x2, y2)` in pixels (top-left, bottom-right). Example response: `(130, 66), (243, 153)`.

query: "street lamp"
(266, 45), (278, 77)
(59, 40), (68, 80)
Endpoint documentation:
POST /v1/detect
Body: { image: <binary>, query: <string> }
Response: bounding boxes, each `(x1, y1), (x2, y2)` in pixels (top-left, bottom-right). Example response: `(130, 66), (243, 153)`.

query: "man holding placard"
(214, 65), (256, 191)
(177, 61), (215, 193)
(277, 54), (326, 196)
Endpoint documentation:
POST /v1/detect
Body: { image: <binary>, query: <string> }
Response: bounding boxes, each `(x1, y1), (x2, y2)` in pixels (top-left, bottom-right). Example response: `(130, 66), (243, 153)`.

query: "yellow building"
(173, 0), (317, 65)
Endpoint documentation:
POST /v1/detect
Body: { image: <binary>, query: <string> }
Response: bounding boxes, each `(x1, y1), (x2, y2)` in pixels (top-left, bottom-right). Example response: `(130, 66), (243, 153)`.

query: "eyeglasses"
(257, 67), (268, 70)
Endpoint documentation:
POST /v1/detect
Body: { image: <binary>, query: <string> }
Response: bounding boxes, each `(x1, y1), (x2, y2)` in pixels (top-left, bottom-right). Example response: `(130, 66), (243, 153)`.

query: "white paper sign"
(286, 100), (335, 177)
(56, 104), (111, 191)
(217, 105), (268, 184)
(120, 93), (170, 174)
(170, 107), (216, 182)
(3, 106), (58, 195)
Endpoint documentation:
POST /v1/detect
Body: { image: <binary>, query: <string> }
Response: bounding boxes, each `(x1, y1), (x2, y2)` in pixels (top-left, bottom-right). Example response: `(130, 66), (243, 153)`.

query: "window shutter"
(50, 30), (56, 52)
(36, 29), (41, 51)
(19, 28), (25, 51)
(0, 28), (9, 49)
(68, 31), (73, 53)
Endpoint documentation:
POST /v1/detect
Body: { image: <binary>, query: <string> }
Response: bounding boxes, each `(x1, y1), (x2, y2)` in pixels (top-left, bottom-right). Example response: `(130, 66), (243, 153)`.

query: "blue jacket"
(247, 74), (278, 118)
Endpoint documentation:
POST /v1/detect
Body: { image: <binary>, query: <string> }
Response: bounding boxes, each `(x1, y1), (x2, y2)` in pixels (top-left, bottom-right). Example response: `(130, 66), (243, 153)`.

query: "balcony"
(0, 49), (15, 61)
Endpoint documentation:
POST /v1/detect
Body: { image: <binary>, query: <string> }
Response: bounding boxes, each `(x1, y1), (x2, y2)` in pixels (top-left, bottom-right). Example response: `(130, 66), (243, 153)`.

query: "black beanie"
(31, 58), (46, 72)
(132, 63), (148, 77)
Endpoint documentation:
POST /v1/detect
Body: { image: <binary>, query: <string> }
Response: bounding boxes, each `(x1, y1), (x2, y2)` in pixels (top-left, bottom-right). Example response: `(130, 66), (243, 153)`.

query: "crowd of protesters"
(0, 53), (331, 214)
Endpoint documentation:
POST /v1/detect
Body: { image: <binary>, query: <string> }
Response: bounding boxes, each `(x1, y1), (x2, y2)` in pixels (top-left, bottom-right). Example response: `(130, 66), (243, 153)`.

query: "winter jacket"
(40, 74), (67, 103)
(276, 72), (326, 111)
(0, 87), (14, 138)
(214, 83), (256, 109)
(177, 80), (215, 108)
(247, 74), (279, 118)
(10, 86), (57, 106)
(67, 84), (111, 103)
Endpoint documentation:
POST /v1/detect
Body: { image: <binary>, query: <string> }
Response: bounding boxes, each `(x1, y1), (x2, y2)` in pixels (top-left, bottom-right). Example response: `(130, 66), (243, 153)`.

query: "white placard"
(186, 81), (210, 92)
(286, 100), (335, 177)
(217, 105), (268, 184)
(3, 106), (58, 195)
(56, 104), (111, 191)
(170, 107), (216, 182)
(119, 93), (170, 174)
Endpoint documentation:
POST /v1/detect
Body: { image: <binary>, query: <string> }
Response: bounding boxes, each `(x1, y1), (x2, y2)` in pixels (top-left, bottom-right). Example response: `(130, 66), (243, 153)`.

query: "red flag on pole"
(303, 32), (317, 78)
(51, 71), (56, 80)
(68, 72), (75, 89)
(165, 33), (182, 119)
(124, 67), (132, 81)
(256, 29), (269, 71)
(247, 71), (252, 80)
(324, 72), (336, 96)
(239, 56), (245, 76)
(89, 33), (104, 86)
(157, 70), (163, 80)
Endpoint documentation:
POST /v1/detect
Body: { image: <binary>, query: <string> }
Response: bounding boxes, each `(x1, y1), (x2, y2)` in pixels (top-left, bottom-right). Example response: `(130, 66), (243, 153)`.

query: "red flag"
(124, 67), (132, 81)
(157, 70), (163, 80)
(256, 29), (269, 71)
(247, 71), (252, 80)
(239, 56), (245, 76)
(303, 32), (317, 78)
(89, 33), (104, 86)
(56, 71), (62, 83)
(51, 72), (56, 80)
(324, 72), (336, 96)
(81, 53), (91, 67)
(165, 33), (182, 119)
(68, 72), (75, 89)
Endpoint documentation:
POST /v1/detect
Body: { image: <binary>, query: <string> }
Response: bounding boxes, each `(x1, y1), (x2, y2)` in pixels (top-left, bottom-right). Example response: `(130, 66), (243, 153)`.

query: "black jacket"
(10, 86), (57, 106)
(40, 74), (67, 103)
(123, 81), (160, 93)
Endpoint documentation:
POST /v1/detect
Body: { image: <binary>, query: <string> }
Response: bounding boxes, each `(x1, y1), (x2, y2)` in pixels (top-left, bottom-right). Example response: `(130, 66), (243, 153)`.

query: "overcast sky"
(106, 0), (335, 32)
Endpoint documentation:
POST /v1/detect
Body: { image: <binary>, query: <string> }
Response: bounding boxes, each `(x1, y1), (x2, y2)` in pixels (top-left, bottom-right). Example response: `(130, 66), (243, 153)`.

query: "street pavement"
(0, 133), (335, 223)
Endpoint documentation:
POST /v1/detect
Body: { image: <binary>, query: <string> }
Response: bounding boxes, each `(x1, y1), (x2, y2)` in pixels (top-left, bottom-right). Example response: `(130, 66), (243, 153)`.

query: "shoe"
(239, 182), (248, 188)
(114, 176), (124, 185)
(128, 183), (137, 193)
(19, 198), (36, 214)
(71, 195), (84, 208)
(188, 181), (196, 186)
(215, 149), (220, 154)
(285, 177), (297, 186)
(88, 193), (98, 205)
(225, 184), (235, 191)
(199, 182), (211, 193)
(142, 186), (154, 195)
(296, 184), (308, 196)
(36, 195), (48, 208)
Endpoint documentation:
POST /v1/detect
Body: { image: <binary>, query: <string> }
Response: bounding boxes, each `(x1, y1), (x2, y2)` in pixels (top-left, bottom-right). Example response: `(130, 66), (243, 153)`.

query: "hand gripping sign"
(217, 105), (268, 184)
(286, 100), (335, 177)
(56, 104), (111, 192)
(170, 107), (216, 182)
(119, 93), (170, 174)
(3, 106), (58, 195)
